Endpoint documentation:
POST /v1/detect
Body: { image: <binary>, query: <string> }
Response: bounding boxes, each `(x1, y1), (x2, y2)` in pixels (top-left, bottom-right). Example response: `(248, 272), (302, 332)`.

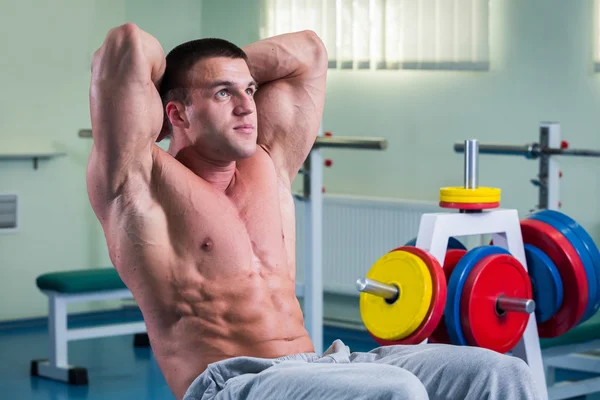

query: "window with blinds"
(260, 0), (490, 71)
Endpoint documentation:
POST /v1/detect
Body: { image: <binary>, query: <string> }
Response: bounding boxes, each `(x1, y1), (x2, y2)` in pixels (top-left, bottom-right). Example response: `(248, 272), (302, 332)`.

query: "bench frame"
(544, 340), (600, 399)
(31, 289), (147, 384)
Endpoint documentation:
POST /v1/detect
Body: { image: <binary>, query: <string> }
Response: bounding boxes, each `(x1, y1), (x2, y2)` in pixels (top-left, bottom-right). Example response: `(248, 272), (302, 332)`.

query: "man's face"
(177, 57), (258, 162)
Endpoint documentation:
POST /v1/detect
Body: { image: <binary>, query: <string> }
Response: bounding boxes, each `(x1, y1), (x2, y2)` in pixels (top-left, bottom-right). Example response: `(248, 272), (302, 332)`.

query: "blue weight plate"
(539, 209), (600, 318)
(524, 244), (564, 323)
(529, 212), (598, 322)
(445, 245), (510, 346)
(405, 237), (467, 250)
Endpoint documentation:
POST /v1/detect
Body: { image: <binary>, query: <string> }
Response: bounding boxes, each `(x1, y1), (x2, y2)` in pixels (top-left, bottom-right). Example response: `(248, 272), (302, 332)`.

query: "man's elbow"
(298, 30), (329, 74)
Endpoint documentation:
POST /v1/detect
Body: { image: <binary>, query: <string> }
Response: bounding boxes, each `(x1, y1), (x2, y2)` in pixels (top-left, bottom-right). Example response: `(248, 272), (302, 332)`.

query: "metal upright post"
(464, 139), (479, 190)
(304, 127), (324, 355)
(539, 123), (561, 211)
(48, 294), (68, 368)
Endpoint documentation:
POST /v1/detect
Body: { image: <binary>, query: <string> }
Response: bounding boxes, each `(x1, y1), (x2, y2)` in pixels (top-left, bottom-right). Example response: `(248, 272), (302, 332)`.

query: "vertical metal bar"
(48, 294), (68, 367)
(464, 139), (479, 189)
(304, 129), (324, 355)
(546, 123), (561, 211)
(538, 126), (549, 210)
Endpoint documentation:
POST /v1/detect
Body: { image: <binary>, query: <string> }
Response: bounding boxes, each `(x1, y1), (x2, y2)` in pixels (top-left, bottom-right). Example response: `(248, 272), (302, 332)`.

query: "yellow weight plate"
(439, 187), (501, 204)
(360, 250), (433, 341)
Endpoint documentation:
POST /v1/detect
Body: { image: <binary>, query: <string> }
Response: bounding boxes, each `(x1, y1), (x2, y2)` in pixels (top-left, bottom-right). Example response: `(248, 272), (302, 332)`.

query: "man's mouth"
(233, 124), (255, 134)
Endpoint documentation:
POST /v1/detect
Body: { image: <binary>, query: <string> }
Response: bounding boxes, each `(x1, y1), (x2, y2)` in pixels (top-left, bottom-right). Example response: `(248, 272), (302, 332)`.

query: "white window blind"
(260, 0), (490, 71)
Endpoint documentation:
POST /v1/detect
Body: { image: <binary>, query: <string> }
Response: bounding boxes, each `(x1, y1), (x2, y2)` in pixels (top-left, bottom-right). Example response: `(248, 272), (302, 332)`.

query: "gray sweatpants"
(183, 339), (543, 400)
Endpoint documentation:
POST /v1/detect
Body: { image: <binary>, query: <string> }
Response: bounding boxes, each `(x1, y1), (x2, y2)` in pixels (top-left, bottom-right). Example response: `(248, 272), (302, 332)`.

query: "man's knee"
(257, 362), (428, 400)
(358, 364), (428, 400)
(457, 347), (541, 399)
(490, 351), (537, 385)
(466, 346), (532, 379)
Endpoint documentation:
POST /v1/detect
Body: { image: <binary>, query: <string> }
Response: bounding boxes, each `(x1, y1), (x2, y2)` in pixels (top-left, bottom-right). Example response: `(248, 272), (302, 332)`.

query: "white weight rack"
(414, 209), (548, 399)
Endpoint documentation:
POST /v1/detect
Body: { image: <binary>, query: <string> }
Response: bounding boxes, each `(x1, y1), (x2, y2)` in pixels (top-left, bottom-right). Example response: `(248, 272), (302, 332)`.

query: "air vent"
(0, 194), (18, 231)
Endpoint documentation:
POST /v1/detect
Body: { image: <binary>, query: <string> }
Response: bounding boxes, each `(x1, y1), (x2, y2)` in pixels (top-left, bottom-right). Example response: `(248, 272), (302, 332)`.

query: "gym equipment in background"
(357, 139), (548, 398)
(453, 122), (600, 211)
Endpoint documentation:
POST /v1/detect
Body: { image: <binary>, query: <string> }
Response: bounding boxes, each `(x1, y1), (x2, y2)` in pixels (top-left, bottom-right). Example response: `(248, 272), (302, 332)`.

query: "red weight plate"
(370, 246), (447, 346)
(429, 249), (467, 344)
(439, 201), (500, 210)
(460, 254), (532, 353)
(521, 219), (588, 337)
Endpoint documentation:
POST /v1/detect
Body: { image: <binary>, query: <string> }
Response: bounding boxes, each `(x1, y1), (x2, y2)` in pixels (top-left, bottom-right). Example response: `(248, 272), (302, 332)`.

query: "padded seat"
(540, 310), (600, 349)
(36, 268), (126, 294)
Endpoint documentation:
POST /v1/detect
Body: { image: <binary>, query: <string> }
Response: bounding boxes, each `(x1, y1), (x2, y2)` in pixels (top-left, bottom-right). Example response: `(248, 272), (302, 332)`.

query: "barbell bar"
(439, 139), (502, 211)
(314, 136), (388, 150)
(358, 276), (534, 315)
(496, 295), (536, 315)
(356, 277), (399, 302)
(454, 142), (600, 159)
(78, 129), (388, 151)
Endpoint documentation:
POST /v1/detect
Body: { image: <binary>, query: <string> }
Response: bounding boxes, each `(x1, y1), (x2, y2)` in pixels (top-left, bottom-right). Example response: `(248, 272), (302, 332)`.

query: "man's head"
(159, 38), (258, 162)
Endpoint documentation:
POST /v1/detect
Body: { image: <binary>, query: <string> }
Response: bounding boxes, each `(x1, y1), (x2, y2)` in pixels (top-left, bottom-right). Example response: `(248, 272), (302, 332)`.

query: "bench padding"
(36, 268), (126, 294)
(540, 311), (600, 349)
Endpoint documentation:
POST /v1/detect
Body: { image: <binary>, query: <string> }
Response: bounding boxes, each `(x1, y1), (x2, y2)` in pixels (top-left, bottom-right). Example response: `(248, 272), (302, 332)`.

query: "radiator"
(294, 194), (444, 296)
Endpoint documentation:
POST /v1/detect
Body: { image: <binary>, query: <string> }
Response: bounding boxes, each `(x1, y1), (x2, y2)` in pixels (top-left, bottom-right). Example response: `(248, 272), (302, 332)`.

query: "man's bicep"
(255, 77), (325, 180)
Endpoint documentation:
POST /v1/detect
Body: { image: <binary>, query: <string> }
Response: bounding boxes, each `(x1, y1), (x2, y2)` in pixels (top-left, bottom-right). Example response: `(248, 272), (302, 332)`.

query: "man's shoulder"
(232, 145), (292, 190)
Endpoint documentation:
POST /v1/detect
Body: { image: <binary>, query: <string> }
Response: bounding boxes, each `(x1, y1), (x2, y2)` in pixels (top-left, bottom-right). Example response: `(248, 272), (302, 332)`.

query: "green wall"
(0, 0), (201, 321)
(2, 0), (600, 324)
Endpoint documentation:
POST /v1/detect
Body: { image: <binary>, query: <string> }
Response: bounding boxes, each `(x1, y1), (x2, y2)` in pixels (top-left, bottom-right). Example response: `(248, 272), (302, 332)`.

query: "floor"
(0, 316), (381, 400)
(0, 316), (598, 400)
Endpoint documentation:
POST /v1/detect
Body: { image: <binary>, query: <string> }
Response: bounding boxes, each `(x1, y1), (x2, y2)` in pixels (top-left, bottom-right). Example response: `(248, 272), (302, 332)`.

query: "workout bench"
(30, 268), (148, 384)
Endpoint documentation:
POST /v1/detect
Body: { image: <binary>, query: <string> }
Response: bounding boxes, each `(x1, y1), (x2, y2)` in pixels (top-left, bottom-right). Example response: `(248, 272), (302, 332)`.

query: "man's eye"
(216, 90), (229, 98)
(246, 88), (255, 96)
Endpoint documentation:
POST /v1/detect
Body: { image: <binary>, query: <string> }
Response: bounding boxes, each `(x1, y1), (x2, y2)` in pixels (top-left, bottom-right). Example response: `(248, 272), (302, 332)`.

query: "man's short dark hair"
(159, 38), (248, 106)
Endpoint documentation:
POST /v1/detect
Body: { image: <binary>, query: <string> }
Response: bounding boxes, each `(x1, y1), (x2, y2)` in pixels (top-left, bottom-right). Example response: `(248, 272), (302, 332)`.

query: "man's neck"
(171, 147), (236, 192)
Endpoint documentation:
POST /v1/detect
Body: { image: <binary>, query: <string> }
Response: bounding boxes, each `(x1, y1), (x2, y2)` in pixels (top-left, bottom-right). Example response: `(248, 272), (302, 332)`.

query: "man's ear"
(156, 101), (189, 142)
(165, 101), (189, 130)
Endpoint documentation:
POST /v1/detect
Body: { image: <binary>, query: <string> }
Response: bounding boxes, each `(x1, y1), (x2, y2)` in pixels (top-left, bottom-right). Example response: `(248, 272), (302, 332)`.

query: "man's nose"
(233, 94), (254, 116)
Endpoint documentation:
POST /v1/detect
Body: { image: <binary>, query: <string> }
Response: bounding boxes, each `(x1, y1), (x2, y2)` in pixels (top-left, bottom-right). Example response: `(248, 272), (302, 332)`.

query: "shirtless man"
(87, 24), (543, 400)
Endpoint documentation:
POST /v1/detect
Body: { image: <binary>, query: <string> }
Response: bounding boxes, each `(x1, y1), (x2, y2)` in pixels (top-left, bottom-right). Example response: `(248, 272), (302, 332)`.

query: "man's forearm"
(243, 30), (327, 84)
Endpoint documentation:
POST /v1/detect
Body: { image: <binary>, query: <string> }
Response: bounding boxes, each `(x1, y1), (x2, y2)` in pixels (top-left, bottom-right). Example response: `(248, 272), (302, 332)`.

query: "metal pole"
(496, 296), (536, 315)
(79, 129), (388, 151)
(314, 136), (387, 150)
(454, 142), (600, 159)
(545, 123), (561, 211)
(464, 139), (479, 189)
(305, 133), (324, 356)
(454, 143), (536, 158)
(545, 148), (600, 157)
(356, 278), (399, 302)
(538, 126), (550, 210)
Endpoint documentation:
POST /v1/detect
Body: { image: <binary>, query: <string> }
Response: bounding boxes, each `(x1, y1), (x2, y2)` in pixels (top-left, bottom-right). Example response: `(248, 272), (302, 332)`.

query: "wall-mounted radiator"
(294, 194), (447, 296)
(0, 194), (18, 233)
